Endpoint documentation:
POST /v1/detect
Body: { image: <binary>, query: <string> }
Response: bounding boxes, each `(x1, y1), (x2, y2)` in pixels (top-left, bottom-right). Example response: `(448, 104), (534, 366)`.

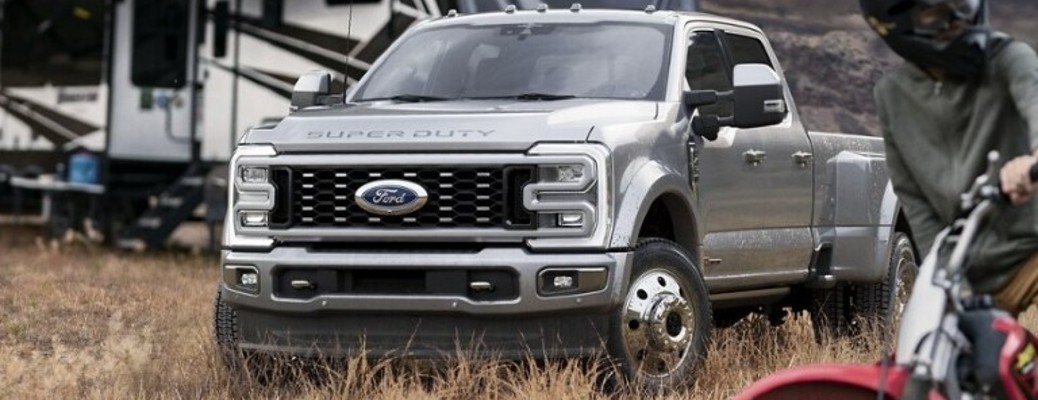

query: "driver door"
(688, 28), (814, 292)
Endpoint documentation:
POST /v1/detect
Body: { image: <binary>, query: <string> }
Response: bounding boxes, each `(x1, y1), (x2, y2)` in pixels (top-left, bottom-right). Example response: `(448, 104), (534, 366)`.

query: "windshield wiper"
(359, 94), (454, 103)
(469, 93), (578, 101)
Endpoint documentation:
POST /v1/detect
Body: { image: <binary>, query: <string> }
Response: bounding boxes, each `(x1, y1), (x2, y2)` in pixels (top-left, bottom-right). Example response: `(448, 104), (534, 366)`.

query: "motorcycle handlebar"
(997, 162), (1038, 203)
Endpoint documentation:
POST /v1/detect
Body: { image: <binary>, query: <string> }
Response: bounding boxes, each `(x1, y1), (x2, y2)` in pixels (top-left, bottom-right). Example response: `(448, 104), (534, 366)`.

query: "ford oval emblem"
(355, 179), (428, 216)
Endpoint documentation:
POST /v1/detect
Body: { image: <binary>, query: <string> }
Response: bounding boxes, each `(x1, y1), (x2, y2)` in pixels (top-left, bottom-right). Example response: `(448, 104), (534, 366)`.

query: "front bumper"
(220, 246), (633, 358)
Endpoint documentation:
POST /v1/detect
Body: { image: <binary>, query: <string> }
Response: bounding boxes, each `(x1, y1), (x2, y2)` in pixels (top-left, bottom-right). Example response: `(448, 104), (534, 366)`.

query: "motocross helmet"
(860, 0), (991, 80)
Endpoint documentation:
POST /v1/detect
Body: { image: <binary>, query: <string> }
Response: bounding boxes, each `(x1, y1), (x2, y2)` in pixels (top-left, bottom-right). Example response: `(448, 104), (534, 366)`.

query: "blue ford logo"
(355, 179), (428, 216)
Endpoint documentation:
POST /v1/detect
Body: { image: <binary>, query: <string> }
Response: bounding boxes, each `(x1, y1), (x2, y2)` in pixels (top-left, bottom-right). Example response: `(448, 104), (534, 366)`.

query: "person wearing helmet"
(861, 0), (1038, 316)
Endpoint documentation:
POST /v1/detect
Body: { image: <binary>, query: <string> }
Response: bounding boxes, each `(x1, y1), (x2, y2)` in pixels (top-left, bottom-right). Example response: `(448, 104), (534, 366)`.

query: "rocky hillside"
(700, 0), (1038, 135)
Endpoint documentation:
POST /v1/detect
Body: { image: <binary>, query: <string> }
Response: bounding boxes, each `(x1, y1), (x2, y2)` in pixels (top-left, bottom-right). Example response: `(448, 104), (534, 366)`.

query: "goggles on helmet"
(909, 0), (980, 36)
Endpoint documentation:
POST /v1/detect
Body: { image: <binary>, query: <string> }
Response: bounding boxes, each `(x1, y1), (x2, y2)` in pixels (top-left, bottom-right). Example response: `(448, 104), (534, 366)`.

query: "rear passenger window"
(727, 34), (772, 67)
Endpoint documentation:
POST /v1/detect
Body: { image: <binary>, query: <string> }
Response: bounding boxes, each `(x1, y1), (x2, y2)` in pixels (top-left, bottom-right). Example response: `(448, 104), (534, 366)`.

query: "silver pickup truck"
(214, 7), (914, 386)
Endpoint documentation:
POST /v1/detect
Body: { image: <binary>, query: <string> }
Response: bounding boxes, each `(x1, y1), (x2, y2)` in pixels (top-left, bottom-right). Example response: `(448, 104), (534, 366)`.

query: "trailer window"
(131, 0), (190, 88)
(1, 0), (106, 87)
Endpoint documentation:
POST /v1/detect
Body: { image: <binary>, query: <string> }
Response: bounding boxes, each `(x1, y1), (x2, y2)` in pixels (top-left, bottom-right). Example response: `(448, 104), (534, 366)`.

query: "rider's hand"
(1000, 150), (1038, 205)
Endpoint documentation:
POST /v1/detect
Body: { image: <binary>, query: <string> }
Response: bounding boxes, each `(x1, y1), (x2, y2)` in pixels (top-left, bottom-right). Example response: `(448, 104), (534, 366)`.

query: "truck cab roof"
(421, 8), (762, 34)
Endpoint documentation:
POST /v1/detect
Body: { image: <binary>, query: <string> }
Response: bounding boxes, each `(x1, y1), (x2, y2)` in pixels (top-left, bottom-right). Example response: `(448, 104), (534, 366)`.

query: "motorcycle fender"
(994, 317), (1038, 400)
(735, 363), (941, 400)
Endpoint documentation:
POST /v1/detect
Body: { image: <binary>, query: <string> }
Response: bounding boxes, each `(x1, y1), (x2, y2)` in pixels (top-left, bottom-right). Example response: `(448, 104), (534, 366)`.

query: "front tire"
(215, 286), (272, 382)
(606, 238), (711, 391)
(213, 287), (242, 364)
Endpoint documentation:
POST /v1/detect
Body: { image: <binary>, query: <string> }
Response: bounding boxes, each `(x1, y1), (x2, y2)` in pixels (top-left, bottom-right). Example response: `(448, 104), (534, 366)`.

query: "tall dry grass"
(2, 235), (1035, 399)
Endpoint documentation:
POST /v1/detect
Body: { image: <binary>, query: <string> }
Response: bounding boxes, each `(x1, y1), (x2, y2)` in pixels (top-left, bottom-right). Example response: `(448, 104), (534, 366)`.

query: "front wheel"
(606, 238), (712, 391)
(214, 287), (270, 382)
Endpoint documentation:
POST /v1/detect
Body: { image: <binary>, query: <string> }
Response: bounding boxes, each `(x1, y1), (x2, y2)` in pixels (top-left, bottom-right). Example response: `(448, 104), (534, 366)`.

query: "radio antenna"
(342, 0), (354, 100)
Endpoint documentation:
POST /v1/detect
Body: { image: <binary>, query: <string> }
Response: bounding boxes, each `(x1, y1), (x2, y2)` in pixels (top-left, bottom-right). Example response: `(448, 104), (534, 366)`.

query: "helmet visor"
(910, 0), (980, 35)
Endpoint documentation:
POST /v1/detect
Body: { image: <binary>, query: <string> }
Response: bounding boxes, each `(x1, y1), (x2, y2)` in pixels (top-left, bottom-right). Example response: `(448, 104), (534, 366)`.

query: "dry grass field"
(2, 229), (1036, 400)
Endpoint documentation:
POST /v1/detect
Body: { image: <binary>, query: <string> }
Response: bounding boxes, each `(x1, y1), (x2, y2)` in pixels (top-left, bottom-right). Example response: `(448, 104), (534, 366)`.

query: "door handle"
(792, 151), (814, 166)
(743, 149), (767, 165)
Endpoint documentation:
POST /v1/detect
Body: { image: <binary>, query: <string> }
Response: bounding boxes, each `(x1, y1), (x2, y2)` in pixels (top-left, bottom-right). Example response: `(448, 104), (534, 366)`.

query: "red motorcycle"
(737, 152), (1038, 400)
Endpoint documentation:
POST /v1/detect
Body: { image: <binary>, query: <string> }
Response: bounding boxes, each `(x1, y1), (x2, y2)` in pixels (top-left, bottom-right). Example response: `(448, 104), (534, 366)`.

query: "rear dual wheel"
(811, 232), (917, 339)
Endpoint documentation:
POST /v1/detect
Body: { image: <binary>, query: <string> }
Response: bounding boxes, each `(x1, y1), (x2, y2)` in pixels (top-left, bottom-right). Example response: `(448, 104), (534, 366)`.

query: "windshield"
(351, 22), (673, 102)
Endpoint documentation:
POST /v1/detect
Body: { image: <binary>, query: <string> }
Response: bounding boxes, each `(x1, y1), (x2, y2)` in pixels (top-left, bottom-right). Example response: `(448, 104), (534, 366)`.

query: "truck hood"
(246, 99), (658, 153)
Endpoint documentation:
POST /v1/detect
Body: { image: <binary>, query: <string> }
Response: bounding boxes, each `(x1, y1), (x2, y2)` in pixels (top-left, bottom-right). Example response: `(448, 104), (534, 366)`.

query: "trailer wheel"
(607, 238), (711, 391)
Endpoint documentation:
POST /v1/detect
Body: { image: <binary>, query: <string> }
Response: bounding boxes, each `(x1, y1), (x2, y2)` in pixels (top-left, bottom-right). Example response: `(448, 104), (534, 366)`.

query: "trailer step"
(117, 164), (210, 250)
(158, 196), (183, 208)
(137, 217), (163, 229)
(116, 238), (146, 252)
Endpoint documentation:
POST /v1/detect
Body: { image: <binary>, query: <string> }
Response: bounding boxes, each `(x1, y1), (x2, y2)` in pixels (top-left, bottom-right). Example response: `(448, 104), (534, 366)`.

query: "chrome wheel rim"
(892, 239), (917, 324)
(621, 269), (695, 378)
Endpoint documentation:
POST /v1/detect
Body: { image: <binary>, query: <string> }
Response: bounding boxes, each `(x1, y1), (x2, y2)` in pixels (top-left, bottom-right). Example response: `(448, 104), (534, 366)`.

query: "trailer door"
(107, 0), (198, 162)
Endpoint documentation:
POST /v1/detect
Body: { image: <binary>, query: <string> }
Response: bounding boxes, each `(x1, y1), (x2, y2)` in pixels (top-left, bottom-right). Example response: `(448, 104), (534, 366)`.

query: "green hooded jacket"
(875, 36), (1038, 293)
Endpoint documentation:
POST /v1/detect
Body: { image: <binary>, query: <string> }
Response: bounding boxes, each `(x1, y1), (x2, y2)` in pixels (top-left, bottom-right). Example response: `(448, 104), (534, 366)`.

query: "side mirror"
(291, 70), (332, 111)
(731, 64), (787, 128)
(691, 115), (721, 141)
(685, 90), (725, 141)
(683, 90), (720, 113)
(212, 1), (230, 59)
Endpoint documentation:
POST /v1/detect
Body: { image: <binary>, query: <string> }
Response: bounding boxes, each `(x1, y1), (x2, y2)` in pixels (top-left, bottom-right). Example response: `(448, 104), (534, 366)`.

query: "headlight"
(545, 164), (585, 183)
(231, 145), (276, 232)
(239, 210), (269, 227)
(525, 157), (597, 230)
(557, 212), (584, 227)
(525, 143), (612, 249)
(240, 166), (268, 183)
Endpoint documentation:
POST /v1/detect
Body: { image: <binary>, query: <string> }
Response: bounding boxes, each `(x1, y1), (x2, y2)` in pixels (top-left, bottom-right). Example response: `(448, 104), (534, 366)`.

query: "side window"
(685, 30), (731, 116)
(727, 33), (773, 67)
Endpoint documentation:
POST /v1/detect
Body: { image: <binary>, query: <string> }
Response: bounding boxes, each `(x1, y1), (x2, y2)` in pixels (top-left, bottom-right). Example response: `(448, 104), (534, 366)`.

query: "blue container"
(68, 152), (100, 184)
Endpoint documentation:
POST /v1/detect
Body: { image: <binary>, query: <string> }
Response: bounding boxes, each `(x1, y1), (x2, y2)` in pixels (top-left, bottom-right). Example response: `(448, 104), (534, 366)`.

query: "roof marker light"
(447, 9), (458, 17)
(505, 4), (516, 13)
(645, 5), (657, 13)
(537, 3), (549, 12)
(570, 3), (582, 12)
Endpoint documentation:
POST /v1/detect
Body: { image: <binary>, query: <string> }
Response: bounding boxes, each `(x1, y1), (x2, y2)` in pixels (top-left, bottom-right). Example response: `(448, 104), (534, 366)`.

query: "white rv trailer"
(0, 0), (697, 248)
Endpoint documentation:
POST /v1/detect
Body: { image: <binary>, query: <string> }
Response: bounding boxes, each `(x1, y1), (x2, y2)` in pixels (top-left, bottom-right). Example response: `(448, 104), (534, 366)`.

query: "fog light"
(239, 211), (268, 227)
(241, 166), (268, 183)
(240, 272), (258, 286)
(557, 212), (584, 227)
(553, 275), (574, 289)
(538, 267), (608, 296)
(224, 265), (259, 294)
(540, 270), (579, 294)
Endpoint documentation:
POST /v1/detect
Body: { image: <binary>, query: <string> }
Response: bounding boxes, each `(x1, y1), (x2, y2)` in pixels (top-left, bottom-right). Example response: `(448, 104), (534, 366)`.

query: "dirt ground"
(1, 225), (1035, 399)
